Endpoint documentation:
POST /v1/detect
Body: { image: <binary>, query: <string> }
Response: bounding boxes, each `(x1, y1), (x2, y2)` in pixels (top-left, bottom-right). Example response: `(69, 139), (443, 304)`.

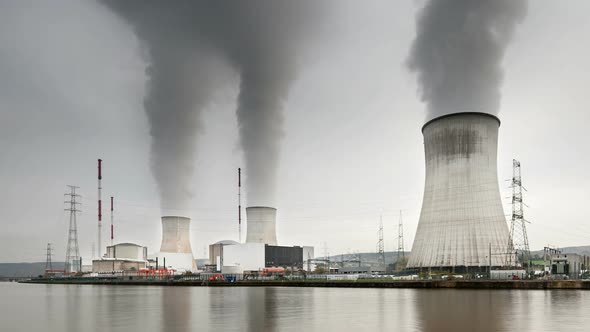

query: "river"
(1, 282), (589, 331)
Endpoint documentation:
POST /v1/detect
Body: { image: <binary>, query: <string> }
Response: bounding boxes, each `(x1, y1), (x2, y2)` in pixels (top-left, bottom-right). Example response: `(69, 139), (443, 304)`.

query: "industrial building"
(550, 253), (587, 280)
(209, 240), (239, 270)
(407, 112), (510, 271)
(156, 216), (196, 272)
(209, 206), (315, 273)
(222, 243), (313, 272)
(92, 243), (148, 273)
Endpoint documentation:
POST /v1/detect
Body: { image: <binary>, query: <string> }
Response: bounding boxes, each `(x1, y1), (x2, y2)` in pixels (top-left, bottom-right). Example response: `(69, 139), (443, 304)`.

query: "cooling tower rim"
(422, 112), (501, 133)
(161, 215), (191, 220)
(246, 206), (277, 210)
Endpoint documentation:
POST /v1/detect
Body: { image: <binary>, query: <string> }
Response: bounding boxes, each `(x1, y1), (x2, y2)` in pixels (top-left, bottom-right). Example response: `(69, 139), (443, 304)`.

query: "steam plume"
(102, 1), (323, 209)
(407, 0), (527, 117)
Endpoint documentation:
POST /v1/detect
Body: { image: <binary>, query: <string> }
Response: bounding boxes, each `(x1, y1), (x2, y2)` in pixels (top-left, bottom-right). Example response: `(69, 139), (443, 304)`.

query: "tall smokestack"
(97, 158), (102, 259)
(110, 196), (114, 246)
(245, 207), (277, 245)
(407, 112), (510, 268)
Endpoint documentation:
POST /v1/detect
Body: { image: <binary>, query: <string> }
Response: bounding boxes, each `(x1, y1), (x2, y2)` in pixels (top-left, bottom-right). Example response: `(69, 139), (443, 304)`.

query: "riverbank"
(19, 278), (590, 289)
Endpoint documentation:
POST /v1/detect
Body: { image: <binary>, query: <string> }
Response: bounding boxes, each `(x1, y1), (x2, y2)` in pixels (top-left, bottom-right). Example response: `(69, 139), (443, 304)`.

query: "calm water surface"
(1, 282), (589, 331)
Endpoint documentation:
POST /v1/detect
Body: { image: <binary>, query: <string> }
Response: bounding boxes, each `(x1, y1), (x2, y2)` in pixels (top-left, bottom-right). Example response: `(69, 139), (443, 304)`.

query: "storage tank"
(157, 216), (195, 271)
(407, 112), (510, 269)
(245, 207), (278, 245)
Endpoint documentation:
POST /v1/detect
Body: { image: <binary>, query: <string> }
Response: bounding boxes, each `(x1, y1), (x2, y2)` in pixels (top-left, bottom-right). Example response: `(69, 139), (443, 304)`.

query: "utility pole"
(45, 243), (53, 272)
(397, 210), (405, 269)
(377, 216), (386, 269)
(64, 185), (81, 274)
(505, 159), (531, 271)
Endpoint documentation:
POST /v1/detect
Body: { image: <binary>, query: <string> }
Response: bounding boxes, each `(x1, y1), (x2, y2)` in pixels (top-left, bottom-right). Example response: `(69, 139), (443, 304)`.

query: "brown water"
(1, 282), (589, 331)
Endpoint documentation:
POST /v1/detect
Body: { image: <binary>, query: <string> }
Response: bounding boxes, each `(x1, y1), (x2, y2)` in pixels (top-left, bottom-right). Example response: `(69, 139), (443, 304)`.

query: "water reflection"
(246, 288), (277, 331)
(161, 287), (193, 331)
(64, 285), (82, 332)
(414, 290), (507, 332)
(3, 283), (590, 332)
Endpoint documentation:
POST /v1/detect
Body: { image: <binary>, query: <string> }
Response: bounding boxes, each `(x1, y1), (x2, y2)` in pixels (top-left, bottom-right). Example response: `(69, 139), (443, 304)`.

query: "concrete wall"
(155, 252), (195, 272)
(209, 243), (223, 267)
(223, 243), (265, 271)
(92, 259), (146, 273)
(408, 112), (510, 268)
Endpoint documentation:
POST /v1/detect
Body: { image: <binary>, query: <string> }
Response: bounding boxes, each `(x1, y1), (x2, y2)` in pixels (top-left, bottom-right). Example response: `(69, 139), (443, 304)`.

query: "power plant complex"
(61, 111), (539, 279)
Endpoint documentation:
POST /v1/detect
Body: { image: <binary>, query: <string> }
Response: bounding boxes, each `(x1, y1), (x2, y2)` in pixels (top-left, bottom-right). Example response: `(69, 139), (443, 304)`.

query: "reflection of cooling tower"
(158, 216), (195, 271)
(246, 207), (277, 245)
(407, 112), (510, 268)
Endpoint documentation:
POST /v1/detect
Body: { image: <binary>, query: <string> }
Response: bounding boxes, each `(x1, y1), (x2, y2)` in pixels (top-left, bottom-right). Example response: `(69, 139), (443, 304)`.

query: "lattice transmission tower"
(377, 216), (386, 268)
(397, 210), (406, 270)
(64, 185), (81, 274)
(397, 211), (405, 261)
(45, 243), (53, 272)
(505, 159), (531, 268)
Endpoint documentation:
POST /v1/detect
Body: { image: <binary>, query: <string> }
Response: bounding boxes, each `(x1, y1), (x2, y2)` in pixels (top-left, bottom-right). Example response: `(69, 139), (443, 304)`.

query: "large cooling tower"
(407, 112), (510, 269)
(158, 216), (195, 271)
(245, 207), (278, 245)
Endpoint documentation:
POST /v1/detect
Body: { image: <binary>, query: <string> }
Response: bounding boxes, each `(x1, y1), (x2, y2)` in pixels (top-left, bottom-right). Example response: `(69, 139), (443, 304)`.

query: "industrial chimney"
(245, 207), (278, 245)
(407, 112), (510, 269)
(157, 216), (196, 271)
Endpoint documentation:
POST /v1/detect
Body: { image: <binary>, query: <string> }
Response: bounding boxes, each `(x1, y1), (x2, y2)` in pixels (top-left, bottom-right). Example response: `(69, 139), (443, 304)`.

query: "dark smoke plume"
(102, 1), (323, 209)
(407, 0), (527, 117)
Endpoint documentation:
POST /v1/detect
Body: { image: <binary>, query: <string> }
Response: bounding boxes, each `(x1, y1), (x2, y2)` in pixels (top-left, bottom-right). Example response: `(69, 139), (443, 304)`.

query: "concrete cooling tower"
(245, 207), (278, 245)
(407, 112), (510, 269)
(157, 216), (196, 272)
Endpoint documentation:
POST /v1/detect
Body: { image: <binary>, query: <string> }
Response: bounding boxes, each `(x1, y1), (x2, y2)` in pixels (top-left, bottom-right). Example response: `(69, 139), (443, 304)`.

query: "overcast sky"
(1, 0), (589, 262)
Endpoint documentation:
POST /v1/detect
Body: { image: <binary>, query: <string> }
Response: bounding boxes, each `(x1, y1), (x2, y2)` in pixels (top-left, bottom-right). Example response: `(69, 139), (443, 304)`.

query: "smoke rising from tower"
(407, 0), (527, 117)
(102, 1), (324, 209)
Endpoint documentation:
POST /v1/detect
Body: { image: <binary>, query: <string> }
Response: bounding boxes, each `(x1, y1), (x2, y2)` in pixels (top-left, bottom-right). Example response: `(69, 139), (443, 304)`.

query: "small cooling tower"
(157, 216), (195, 272)
(407, 112), (510, 269)
(245, 207), (278, 245)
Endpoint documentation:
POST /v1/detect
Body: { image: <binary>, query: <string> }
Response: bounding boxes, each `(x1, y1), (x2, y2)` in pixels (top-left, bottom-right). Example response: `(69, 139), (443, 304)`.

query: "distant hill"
(530, 245), (590, 258)
(328, 245), (590, 266)
(0, 262), (65, 278)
